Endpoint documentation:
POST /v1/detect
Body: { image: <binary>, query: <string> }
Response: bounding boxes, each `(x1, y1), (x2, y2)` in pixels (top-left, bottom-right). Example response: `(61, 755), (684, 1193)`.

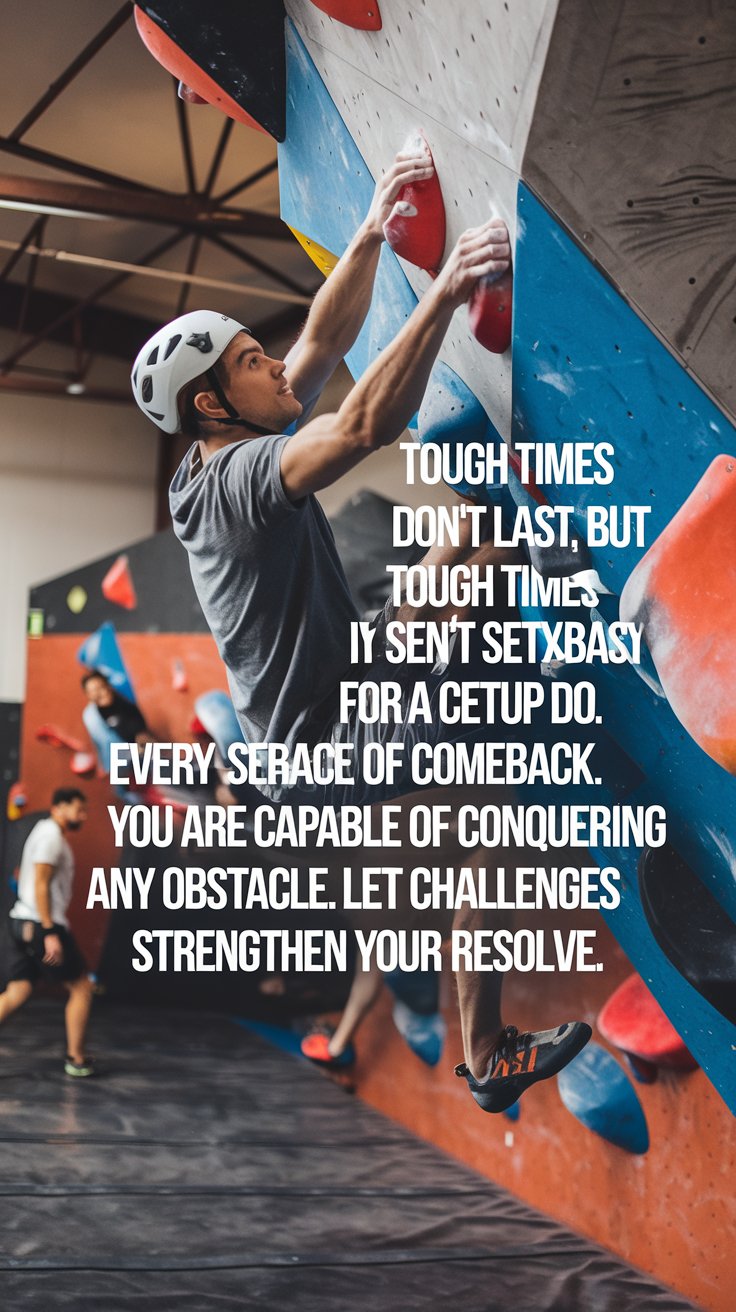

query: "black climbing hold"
(137, 1), (287, 141)
(638, 843), (736, 1026)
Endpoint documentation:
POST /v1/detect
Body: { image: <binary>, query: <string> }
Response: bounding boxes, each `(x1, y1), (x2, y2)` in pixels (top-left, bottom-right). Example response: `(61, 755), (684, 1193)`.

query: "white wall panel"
(286, 0), (558, 439)
(287, 0), (558, 169)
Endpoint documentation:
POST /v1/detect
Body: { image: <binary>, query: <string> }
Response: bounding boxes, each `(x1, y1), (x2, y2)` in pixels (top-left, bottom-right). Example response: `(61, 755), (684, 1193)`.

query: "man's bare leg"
(328, 960), (383, 1058)
(64, 975), (93, 1064)
(0, 979), (33, 1023)
(453, 897), (511, 1080)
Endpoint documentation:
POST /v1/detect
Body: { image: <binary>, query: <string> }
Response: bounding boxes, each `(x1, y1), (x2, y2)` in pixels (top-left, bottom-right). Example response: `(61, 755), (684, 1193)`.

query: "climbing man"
(131, 147), (591, 1112)
(1, 787), (95, 1077)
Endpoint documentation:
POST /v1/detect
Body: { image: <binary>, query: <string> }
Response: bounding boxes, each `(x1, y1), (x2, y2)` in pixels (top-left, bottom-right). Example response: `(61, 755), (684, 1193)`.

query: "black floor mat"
(0, 1001), (700, 1310)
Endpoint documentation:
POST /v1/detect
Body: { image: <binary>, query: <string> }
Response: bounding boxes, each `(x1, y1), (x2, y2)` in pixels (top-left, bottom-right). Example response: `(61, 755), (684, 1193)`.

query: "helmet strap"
(205, 367), (273, 438)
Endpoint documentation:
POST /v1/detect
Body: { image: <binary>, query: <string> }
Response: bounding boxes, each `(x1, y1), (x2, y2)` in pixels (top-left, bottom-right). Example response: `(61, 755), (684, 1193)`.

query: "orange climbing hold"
(468, 268), (513, 354)
(134, 7), (269, 133)
(102, 555), (138, 611)
(383, 133), (445, 274)
(620, 454), (736, 773)
(309, 1), (382, 30)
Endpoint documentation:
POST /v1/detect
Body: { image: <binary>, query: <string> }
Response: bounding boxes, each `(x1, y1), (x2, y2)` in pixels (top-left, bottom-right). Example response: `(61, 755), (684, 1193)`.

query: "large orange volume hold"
(620, 454), (736, 772)
(135, 8), (267, 132)
(383, 132), (446, 274)
(134, 3), (287, 140)
(309, 1), (382, 30)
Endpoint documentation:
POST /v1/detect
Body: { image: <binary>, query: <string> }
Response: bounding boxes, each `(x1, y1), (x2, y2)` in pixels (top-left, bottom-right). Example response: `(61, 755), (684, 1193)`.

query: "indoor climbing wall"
(280, 0), (562, 437)
(277, 0), (736, 1071)
(124, 6), (736, 1305)
(273, 6), (736, 1303)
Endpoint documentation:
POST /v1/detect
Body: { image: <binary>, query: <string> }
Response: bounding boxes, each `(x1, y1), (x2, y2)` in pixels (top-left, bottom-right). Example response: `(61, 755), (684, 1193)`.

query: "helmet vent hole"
(141, 376), (153, 403)
(146, 346), (159, 366)
(164, 333), (182, 360)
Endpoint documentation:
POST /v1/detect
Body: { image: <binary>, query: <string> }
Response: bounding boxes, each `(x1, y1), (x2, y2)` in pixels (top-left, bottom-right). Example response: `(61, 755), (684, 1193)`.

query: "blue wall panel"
(278, 21), (418, 384)
(513, 186), (736, 1110)
(277, 36), (736, 1109)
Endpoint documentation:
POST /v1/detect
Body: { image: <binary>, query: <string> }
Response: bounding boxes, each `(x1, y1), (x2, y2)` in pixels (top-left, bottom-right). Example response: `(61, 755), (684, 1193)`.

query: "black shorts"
(5, 919), (87, 986)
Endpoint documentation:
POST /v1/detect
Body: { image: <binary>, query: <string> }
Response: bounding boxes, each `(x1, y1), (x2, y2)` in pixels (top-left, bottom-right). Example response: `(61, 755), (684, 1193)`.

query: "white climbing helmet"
(131, 310), (249, 434)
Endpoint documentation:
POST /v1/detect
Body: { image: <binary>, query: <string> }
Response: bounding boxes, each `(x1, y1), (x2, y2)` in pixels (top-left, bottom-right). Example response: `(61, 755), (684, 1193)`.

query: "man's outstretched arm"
(283, 148), (435, 410)
(280, 218), (511, 499)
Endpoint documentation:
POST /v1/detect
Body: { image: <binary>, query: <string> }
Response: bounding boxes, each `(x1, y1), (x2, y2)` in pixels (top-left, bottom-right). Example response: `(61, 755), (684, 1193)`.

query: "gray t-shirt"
(169, 436), (359, 764)
(10, 817), (75, 927)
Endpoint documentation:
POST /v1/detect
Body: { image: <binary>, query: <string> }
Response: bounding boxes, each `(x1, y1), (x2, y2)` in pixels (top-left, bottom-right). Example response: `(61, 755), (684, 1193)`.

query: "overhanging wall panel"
(523, 0), (736, 423)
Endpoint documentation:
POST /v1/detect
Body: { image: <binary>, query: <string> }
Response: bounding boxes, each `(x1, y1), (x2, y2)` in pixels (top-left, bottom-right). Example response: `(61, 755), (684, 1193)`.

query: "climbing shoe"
(301, 1030), (355, 1070)
(455, 1021), (591, 1113)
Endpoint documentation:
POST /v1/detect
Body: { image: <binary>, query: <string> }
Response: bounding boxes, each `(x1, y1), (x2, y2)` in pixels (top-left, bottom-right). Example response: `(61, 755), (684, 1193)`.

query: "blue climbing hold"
(391, 1000), (446, 1067)
(77, 622), (135, 704)
(557, 1041), (649, 1154)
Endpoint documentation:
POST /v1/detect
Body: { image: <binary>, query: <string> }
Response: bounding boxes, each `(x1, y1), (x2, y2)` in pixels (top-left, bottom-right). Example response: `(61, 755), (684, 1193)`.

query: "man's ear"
(194, 389), (228, 422)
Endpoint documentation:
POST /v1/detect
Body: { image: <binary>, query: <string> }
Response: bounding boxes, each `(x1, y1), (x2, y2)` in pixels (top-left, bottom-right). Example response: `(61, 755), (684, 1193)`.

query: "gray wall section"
(522, 0), (736, 422)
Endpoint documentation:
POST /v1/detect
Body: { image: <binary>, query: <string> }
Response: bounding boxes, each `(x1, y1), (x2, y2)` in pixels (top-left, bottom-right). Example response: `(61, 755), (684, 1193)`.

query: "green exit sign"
(27, 609), (44, 639)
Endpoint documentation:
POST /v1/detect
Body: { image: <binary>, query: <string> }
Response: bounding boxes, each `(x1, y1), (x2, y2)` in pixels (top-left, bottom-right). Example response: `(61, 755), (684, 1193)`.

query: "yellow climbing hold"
(66, 585), (88, 614)
(288, 226), (338, 278)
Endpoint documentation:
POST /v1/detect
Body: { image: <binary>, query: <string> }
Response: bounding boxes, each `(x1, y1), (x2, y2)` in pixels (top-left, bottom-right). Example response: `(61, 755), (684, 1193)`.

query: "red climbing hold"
(36, 725), (85, 753)
(468, 268), (513, 354)
(598, 973), (698, 1076)
(383, 133), (446, 274)
(309, 1), (382, 30)
(134, 7), (269, 134)
(71, 752), (97, 777)
(102, 555), (138, 611)
(620, 454), (736, 772)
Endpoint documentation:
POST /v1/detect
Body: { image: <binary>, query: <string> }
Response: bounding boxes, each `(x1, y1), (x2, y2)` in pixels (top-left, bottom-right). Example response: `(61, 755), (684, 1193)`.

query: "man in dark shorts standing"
(130, 150), (591, 1112)
(1, 787), (94, 1077)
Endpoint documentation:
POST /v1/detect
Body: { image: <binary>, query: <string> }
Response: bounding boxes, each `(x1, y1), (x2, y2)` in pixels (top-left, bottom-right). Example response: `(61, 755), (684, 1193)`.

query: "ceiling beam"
(216, 159), (278, 205)
(0, 173), (291, 239)
(0, 281), (168, 361)
(9, 5), (132, 142)
(0, 280), (309, 365)
(0, 374), (131, 403)
(0, 230), (187, 373)
(174, 81), (198, 195)
(0, 215), (45, 283)
(0, 133), (167, 194)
